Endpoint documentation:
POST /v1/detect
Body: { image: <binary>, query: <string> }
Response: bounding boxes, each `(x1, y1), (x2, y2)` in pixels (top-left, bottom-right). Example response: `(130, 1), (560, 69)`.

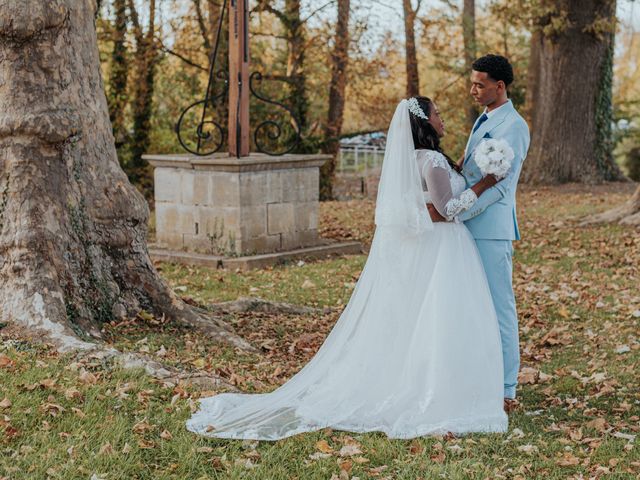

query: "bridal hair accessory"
(474, 138), (515, 179)
(407, 97), (429, 120)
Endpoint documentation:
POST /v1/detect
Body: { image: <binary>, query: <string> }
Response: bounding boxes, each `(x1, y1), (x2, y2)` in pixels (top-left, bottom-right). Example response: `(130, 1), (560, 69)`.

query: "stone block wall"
(146, 153), (329, 255)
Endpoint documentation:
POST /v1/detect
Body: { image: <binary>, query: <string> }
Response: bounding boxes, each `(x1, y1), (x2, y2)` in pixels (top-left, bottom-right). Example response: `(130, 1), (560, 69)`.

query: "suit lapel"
(464, 114), (483, 155)
(464, 100), (514, 166)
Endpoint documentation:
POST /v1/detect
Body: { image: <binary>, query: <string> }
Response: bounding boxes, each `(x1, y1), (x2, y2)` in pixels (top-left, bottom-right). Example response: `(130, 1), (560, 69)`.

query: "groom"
(429, 54), (530, 411)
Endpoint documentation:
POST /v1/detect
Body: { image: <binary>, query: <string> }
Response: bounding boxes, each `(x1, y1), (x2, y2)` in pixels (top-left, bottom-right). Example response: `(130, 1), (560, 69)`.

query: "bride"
(186, 98), (508, 440)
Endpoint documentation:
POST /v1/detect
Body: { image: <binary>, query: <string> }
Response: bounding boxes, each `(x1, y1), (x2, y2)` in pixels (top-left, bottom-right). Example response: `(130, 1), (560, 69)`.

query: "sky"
(308, 0), (640, 55)
(339, 0), (640, 32)
(616, 0), (640, 31)
(133, 0), (640, 58)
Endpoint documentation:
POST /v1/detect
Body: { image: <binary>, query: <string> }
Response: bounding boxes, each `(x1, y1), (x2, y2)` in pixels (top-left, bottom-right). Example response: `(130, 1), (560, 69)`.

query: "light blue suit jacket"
(459, 100), (530, 240)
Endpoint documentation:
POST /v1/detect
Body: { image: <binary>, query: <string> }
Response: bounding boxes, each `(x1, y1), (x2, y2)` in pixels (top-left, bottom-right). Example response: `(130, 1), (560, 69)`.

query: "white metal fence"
(337, 145), (385, 175)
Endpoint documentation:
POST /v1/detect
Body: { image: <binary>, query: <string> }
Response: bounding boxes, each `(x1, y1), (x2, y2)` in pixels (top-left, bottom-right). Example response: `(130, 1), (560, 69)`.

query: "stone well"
(144, 153), (332, 257)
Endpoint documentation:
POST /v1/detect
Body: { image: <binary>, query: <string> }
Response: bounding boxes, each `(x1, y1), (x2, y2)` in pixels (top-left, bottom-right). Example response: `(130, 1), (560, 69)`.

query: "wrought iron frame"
(175, 0), (302, 157)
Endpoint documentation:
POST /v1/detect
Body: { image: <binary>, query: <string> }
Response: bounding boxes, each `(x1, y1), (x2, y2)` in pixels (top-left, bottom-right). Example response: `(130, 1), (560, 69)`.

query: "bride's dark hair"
(408, 96), (460, 172)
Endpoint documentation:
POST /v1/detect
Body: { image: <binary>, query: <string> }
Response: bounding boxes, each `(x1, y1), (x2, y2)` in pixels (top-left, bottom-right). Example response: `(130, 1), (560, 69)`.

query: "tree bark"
(462, 0), (477, 129)
(522, 0), (624, 184)
(402, 0), (420, 97)
(320, 0), (351, 201)
(107, 0), (129, 149)
(0, 0), (252, 353)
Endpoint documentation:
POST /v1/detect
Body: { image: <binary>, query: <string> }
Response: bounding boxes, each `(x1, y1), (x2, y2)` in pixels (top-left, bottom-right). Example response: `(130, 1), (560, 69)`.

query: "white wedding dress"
(186, 102), (508, 441)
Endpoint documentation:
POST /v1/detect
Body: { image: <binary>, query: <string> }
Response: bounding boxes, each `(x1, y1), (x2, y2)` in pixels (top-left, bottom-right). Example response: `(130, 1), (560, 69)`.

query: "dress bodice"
(415, 149), (477, 222)
(415, 150), (467, 201)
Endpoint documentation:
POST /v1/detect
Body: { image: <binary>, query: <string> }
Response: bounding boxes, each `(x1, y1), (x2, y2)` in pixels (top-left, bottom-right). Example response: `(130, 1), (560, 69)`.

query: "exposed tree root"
(208, 296), (333, 316)
(580, 186), (640, 226)
(77, 347), (237, 391)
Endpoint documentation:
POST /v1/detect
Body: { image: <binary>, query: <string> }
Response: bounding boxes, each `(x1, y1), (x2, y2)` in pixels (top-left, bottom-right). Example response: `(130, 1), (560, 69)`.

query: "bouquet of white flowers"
(473, 138), (515, 179)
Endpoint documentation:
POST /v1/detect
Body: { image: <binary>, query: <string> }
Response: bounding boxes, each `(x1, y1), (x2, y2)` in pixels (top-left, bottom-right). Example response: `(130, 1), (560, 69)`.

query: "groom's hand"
(427, 204), (446, 222)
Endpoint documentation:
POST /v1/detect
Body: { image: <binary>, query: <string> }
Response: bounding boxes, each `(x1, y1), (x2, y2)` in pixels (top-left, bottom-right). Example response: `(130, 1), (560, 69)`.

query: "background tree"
(193, 0), (229, 128)
(0, 0), (250, 353)
(462, 0), (478, 129)
(256, 0), (311, 133)
(127, 0), (161, 196)
(341, 26), (405, 134)
(612, 20), (640, 180)
(320, 0), (351, 200)
(107, 0), (129, 149)
(402, 0), (422, 97)
(525, 28), (542, 123)
(93, 0), (637, 192)
(584, 11), (640, 222)
(522, 0), (625, 184)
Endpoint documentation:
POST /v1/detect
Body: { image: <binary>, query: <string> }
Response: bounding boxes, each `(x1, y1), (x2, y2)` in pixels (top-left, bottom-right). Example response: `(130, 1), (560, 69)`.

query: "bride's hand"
(427, 204), (447, 222)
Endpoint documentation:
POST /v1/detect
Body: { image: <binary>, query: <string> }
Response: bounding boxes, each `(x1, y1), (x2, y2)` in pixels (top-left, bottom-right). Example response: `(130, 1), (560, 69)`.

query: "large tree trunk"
(462, 0), (477, 129)
(581, 185), (640, 225)
(0, 0), (252, 352)
(522, 0), (624, 184)
(107, 0), (129, 150)
(402, 0), (420, 97)
(320, 0), (351, 201)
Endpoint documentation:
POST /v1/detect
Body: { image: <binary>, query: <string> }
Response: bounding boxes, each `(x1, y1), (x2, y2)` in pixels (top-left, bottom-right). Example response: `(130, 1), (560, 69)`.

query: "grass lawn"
(1, 184), (639, 479)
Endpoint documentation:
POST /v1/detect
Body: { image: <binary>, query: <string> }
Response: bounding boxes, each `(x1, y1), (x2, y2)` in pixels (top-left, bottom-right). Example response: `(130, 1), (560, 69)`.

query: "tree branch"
(301, 1), (336, 24)
(254, 1), (289, 26)
(127, 0), (143, 45)
(368, 0), (402, 19)
(251, 31), (289, 40)
(433, 71), (466, 99)
(192, 0), (212, 52)
(158, 40), (207, 71)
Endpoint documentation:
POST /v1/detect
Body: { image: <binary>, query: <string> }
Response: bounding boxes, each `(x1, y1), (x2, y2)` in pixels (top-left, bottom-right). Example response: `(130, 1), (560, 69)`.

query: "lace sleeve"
(423, 151), (478, 221)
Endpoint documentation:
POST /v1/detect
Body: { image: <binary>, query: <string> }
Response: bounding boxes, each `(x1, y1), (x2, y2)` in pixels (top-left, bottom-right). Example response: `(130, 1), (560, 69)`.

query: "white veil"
(374, 99), (433, 236)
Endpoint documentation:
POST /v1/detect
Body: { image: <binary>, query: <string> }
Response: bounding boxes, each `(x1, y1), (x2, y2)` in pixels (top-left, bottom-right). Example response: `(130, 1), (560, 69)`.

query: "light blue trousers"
(475, 240), (519, 399)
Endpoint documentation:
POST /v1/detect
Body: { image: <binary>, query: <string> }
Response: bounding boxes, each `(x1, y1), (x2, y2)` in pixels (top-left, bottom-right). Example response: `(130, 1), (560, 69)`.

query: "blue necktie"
(472, 113), (488, 134)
